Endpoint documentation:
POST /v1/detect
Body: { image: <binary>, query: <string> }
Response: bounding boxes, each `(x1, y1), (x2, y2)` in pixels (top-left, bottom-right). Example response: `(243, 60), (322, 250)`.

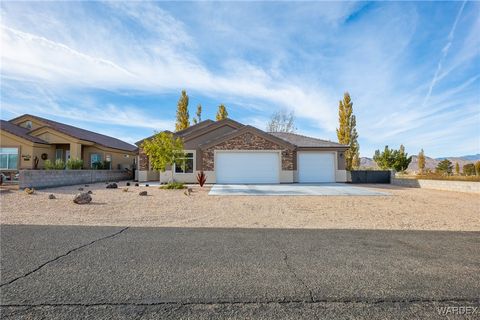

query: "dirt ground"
(1, 182), (479, 231)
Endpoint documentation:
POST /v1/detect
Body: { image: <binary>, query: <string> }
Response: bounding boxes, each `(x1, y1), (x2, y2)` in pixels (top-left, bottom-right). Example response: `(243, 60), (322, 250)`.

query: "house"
(0, 114), (137, 173)
(136, 118), (349, 183)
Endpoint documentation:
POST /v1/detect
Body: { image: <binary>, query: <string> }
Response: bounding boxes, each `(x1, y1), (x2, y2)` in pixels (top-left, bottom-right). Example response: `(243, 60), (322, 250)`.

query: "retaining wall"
(19, 170), (132, 189)
(391, 176), (480, 194)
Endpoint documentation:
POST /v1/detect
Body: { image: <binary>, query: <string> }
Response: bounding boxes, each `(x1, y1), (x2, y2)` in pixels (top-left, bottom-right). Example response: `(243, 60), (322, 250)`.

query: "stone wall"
(19, 170), (132, 189)
(392, 176), (480, 194)
(202, 132), (295, 171)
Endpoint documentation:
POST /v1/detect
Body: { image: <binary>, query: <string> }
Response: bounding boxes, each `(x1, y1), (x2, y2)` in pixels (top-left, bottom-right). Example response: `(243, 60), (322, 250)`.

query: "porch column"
(69, 143), (82, 160)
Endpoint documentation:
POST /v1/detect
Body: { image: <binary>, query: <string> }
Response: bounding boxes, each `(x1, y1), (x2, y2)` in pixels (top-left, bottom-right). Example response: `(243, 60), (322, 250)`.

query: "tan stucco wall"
(0, 130), (53, 170)
(82, 146), (135, 170)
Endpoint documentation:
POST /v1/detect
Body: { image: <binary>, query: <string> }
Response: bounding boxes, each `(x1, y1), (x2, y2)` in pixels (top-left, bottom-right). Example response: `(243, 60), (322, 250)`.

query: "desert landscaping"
(1, 182), (479, 231)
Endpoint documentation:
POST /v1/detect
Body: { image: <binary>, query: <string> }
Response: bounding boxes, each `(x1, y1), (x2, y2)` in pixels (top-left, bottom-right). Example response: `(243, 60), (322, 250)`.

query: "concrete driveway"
(209, 183), (390, 196)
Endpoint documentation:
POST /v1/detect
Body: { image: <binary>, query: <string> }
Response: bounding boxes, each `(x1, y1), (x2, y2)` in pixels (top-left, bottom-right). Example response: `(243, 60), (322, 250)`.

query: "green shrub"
(44, 159), (65, 170)
(92, 161), (111, 170)
(66, 158), (83, 170)
(463, 163), (475, 176)
(159, 182), (185, 189)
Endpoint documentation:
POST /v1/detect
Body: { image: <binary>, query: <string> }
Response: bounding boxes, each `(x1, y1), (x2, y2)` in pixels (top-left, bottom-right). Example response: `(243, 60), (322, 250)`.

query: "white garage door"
(216, 152), (280, 184)
(298, 152), (335, 183)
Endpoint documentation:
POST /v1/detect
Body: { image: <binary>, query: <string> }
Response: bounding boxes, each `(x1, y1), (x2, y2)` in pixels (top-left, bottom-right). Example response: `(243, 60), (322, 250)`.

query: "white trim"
(173, 150), (196, 174)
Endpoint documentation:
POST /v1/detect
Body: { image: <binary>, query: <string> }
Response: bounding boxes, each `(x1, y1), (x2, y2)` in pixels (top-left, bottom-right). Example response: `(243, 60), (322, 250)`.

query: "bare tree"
(266, 110), (296, 133)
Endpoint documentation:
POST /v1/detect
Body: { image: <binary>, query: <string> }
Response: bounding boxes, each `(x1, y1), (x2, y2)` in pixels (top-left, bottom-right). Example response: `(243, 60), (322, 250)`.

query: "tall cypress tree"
(216, 104), (228, 121)
(193, 104), (202, 124)
(418, 149), (426, 174)
(336, 92), (360, 170)
(175, 90), (190, 131)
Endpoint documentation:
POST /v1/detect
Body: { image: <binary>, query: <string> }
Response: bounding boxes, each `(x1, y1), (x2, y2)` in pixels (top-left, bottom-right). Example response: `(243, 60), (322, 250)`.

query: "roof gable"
(0, 120), (49, 144)
(8, 114), (137, 152)
(199, 125), (296, 150)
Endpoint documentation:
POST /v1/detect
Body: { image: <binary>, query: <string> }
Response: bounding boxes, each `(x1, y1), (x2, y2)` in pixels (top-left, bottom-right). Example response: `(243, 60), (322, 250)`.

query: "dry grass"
(1, 182), (479, 231)
(398, 174), (480, 182)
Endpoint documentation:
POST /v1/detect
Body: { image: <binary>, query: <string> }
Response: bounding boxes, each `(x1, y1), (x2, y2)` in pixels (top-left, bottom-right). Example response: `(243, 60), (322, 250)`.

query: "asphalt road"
(0, 225), (479, 319)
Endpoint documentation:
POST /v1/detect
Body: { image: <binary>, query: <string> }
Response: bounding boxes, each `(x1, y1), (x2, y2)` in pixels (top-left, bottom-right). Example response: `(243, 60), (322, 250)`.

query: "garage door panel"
(298, 152), (335, 183)
(216, 152), (279, 184)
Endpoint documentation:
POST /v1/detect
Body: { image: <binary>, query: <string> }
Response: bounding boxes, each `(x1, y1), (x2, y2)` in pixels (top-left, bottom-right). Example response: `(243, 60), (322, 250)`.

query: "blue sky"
(1, 1), (479, 158)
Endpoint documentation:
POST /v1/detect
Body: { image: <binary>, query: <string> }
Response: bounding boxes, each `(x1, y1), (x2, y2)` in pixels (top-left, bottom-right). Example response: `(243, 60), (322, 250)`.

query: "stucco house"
(136, 118), (349, 184)
(0, 114), (137, 173)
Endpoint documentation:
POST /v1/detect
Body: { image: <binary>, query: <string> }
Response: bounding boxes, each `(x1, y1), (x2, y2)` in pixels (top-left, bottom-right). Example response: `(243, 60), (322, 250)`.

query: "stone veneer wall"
(391, 174), (480, 194)
(202, 132), (295, 171)
(19, 170), (132, 189)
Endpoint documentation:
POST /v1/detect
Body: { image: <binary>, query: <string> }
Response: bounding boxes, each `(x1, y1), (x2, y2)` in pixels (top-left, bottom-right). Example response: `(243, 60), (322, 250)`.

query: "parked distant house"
(136, 119), (348, 183)
(0, 114), (137, 172)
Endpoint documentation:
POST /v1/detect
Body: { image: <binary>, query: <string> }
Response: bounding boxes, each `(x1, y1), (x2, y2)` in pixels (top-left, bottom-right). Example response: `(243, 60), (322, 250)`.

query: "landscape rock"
(106, 183), (118, 189)
(135, 183), (139, 187)
(123, 188), (128, 192)
(48, 194), (56, 199)
(85, 184), (89, 187)
(145, 184), (149, 187)
(24, 188), (35, 195)
(78, 187), (84, 191)
(73, 192), (92, 204)
(126, 182), (130, 186)
(87, 190), (93, 194)
(139, 191), (147, 196)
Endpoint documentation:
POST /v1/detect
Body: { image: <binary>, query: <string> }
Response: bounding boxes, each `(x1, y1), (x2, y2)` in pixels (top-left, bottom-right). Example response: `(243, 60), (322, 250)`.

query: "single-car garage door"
(216, 152), (280, 184)
(298, 152), (335, 183)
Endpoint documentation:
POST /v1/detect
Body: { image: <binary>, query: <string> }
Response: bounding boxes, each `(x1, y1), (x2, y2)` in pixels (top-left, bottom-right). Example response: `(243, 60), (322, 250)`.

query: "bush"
(159, 182), (185, 189)
(463, 163), (476, 176)
(66, 158), (83, 170)
(44, 159), (65, 170)
(92, 161), (111, 170)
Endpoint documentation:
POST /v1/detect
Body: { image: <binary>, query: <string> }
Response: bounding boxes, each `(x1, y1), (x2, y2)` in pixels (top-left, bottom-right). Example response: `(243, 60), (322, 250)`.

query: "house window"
(174, 152), (194, 173)
(55, 149), (63, 160)
(0, 148), (19, 170)
(90, 153), (102, 167)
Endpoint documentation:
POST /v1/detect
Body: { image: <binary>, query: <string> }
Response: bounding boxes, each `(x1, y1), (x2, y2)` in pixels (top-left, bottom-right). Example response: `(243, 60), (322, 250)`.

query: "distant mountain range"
(360, 154), (480, 172)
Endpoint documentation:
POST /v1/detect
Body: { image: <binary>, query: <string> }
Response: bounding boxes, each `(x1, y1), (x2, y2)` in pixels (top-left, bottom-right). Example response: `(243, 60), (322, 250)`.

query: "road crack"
(0, 227), (129, 288)
(1, 298), (477, 308)
(280, 249), (315, 303)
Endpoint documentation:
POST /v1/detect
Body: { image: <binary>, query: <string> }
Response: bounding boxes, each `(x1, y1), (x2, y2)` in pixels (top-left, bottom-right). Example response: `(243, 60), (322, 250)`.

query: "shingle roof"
(135, 120), (215, 146)
(269, 132), (348, 148)
(8, 115), (137, 152)
(1, 120), (49, 144)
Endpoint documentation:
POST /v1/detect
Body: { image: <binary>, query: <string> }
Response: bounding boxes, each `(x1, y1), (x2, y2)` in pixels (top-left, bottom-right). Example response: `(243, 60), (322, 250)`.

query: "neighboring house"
(136, 118), (349, 183)
(0, 114), (137, 172)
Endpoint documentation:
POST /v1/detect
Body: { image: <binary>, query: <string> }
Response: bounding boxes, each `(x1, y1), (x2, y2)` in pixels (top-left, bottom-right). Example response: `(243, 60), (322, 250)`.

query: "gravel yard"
(1, 182), (479, 231)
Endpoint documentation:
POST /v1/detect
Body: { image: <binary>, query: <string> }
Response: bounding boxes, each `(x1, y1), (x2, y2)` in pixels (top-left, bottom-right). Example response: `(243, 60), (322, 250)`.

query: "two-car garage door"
(215, 151), (336, 184)
(216, 152), (280, 184)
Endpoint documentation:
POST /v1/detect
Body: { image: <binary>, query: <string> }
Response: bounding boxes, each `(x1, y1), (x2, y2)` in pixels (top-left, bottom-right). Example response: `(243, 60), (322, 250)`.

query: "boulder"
(126, 182), (131, 186)
(48, 194), (56, 199)
(145, 184), (149, 187)
(139, 191), (147, 196)
(87, 190), (93, 194)
(73, 192), (92, 204)
(106, 183), (118, 189)
(135, 183), (139, 187)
